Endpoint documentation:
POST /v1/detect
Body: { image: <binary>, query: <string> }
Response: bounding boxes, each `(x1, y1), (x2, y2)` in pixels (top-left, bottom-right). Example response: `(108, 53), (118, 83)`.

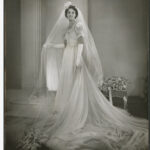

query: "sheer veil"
(33, 1), (103, 96)
(16, 2), (148, 150)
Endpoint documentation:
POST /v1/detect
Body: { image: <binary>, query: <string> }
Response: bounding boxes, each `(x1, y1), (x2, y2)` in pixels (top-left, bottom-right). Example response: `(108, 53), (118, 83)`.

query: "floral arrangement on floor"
(16, 128), (42, 150)
(100, 76), (130, 98)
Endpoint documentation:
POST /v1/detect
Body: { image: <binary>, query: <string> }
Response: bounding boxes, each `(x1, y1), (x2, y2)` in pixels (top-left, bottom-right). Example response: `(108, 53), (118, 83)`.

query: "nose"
(68, 15), (73, 19)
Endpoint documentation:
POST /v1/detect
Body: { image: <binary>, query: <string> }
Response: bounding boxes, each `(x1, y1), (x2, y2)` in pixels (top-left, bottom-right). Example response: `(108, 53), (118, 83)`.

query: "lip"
(68, 16), (74, 20)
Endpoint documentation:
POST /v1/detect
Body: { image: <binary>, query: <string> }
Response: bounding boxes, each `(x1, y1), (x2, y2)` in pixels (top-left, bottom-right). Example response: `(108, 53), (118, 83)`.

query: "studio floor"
(4, 89), (148, 150)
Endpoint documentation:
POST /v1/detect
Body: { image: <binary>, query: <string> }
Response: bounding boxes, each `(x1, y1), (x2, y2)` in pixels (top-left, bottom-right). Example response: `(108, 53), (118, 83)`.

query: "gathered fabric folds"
(17, 4), (149, 150)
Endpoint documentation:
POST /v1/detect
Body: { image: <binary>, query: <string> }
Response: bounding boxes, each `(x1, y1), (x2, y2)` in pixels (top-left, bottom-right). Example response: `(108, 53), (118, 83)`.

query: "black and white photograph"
(5, 0), (149, 150)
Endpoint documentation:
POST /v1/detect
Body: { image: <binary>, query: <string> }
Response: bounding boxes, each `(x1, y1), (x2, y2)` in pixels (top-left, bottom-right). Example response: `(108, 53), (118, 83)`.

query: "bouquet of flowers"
(16, 128), (42, 150)
(100, 76), (130, 98)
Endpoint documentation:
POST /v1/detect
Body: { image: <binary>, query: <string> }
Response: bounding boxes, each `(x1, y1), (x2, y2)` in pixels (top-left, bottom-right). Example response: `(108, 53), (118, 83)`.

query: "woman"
(18, 2), (148, 150)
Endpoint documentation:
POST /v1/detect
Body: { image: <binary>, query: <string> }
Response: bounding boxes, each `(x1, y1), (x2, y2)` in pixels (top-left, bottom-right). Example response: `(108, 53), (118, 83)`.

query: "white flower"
(123, 85), (127, 89)
(118, 77), (122, 81)
(64, 1), (72, 9)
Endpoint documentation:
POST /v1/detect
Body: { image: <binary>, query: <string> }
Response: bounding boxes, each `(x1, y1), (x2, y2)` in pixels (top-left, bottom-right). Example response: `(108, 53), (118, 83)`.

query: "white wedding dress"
(17, 5), (148, 150)
(29, 22), (148, 150)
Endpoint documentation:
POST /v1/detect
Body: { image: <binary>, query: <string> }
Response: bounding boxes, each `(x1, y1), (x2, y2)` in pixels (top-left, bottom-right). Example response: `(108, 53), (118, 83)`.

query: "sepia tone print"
(5, 0), (149, 150)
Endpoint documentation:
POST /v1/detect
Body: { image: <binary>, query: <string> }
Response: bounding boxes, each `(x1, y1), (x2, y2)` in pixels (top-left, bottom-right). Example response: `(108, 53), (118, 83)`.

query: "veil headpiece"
(36, 2), (103, 92)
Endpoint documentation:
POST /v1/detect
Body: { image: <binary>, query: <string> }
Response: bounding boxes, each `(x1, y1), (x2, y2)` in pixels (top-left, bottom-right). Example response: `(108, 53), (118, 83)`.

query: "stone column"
(21, 0), (41, 88)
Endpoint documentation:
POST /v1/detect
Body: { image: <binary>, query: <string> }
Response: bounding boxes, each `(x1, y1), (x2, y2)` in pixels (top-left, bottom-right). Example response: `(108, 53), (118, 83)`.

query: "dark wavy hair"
(65, 5), (78, 19)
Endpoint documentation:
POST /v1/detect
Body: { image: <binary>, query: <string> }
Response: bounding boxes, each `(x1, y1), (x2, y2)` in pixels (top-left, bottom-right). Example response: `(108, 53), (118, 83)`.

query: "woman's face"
(67, 8), (76, 21)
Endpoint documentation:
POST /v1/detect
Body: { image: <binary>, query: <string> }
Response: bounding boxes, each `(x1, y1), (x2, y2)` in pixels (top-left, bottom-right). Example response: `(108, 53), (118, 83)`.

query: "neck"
(69, 19), (76, 26)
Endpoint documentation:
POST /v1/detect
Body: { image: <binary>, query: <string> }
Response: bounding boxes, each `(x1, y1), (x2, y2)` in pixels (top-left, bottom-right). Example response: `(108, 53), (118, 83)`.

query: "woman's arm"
(75, 22), (85, 67)
(76, 37), (84, 67)
(44, 39), (67, 49)
(43, 43), (65, 49)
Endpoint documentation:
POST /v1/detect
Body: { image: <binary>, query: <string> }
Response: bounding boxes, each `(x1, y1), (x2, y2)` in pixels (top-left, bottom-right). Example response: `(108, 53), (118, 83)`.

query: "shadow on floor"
(112, 96), (148, 119)
(127, 96), (148, 119)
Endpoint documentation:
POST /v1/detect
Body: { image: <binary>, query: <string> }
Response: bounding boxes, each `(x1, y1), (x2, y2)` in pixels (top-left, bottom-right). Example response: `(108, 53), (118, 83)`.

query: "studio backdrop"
(5, 0), (148, 96)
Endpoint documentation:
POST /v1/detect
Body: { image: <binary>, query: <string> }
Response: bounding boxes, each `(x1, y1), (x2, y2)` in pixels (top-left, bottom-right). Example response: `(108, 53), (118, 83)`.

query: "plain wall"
(5, 0), (148, 96)
(5, 0), (21, 89)
(88, 0), (148, 96)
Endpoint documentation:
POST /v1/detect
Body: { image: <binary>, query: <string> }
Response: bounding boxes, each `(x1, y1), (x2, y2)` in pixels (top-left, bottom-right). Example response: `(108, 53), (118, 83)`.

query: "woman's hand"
(75, 56), (82, 73)
(43, 44), (47, 48)
(76, 56), (83, 68)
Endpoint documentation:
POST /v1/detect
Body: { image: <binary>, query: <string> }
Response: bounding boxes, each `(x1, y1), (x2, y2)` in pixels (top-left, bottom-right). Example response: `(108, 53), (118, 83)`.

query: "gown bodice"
(65, 29), (78, 47)
(64, 22), (84, 47)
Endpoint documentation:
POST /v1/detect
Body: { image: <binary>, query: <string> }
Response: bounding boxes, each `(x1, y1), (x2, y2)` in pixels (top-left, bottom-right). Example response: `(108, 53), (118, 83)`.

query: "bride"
(18, 2), (148, 150)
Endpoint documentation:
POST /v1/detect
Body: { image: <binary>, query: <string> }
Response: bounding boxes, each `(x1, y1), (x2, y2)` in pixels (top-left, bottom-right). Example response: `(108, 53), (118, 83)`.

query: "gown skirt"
(38, 43), (148, 150)
(17, 23), (148, 150)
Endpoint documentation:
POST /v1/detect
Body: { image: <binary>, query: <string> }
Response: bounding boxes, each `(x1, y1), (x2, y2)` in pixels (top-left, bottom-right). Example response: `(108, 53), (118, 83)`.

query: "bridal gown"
(19, 22), (148, 150)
